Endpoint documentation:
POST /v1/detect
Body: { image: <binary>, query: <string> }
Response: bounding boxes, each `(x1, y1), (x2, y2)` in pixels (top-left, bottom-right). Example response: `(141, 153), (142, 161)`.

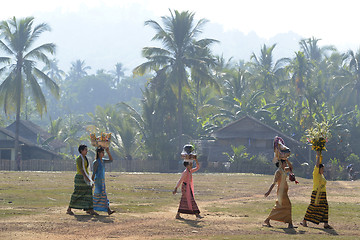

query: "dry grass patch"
(0, 171), (359, 239)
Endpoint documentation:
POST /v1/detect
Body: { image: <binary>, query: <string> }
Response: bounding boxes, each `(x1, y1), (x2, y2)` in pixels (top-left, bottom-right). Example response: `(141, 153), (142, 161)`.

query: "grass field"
(0, 171), (359, 239)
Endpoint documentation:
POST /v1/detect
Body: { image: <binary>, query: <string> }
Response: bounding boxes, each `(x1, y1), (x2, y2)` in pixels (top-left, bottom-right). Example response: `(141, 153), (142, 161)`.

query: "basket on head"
(273, 136), (291, 164)
(181, 144), (196, 162)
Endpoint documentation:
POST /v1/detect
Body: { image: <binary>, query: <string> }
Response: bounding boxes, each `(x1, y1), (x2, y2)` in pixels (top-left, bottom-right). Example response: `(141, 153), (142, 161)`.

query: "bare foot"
(324, 224), (333, 229)
(288, 223), (297, 228)
(300, 220), (308, 227)
(264, 219), (272, 227)
(108, 210), (116, 215)
(196, 214), (204, 220)
(86, 210), (99, 216)
(66, 210), (74, 215)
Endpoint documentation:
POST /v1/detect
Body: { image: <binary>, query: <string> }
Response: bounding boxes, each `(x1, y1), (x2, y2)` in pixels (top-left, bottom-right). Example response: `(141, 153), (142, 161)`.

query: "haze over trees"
(0, 11), (359, 178)
(0, 17), (59, 170)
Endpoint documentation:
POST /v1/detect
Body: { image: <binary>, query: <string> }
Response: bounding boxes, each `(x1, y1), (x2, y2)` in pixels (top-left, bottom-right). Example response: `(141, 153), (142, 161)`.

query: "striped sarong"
(304, 191), (328, 224)
(93, 179), (109, 211)
(69, 174), (93, 210)
(178, 182), (200, 214)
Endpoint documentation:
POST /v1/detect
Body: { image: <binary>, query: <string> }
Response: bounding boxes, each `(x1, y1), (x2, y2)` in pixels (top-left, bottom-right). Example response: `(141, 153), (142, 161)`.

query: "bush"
(345, 153), (360, 171)
(224, 145), (273, 174)
(326, 158), (347, 180)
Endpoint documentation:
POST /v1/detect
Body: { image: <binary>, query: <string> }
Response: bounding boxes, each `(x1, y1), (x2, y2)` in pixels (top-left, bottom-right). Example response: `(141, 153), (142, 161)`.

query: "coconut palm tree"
(67, 59), (91, 81)
(299, 37), (335, 63)
(42, 58), (66, 84)
(0, 17), (59, 170)
(109, 62), (125, 88)
(342, 49), (360, 106)
(250, 44), (289, 96)
(134, 9), (218, 149)
(190, 40), (219, 120)
(288, 51), (312, 95)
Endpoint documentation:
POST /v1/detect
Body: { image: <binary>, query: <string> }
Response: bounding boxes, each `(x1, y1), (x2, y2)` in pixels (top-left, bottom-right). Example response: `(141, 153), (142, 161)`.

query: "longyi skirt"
(69, 174), (93, 210)
(93, 179), (110, 211)
(304, 191), (329, 224)
(267, 191), (292, 223)
(178, 183), (200, 214)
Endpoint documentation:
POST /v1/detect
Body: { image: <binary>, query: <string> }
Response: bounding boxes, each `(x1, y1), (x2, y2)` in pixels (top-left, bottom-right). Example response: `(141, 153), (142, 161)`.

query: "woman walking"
(92, 146), (115, 215)
(67, 144), (98, 215)
(264, 159), (295, 228)
(301, 151), (333, 229)
(264, 137), (295, 228)
(173, 144), (203, 220)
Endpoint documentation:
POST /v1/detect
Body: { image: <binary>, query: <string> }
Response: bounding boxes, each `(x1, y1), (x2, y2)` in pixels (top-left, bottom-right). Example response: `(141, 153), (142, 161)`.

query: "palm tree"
(299, 37), (335, 62)
(0, 17), (59, 170)
(289, 51), (312, 95)
(134, 9), (218, 149)
(250, 44), (289, 96)
(42, 58), (66, 84)
(342, 49), (360, 106)
(88, 105), (137, 171)
(109, 62), (125, 88)
(67, 59), (91, 81)
(190, 40), (219, 121)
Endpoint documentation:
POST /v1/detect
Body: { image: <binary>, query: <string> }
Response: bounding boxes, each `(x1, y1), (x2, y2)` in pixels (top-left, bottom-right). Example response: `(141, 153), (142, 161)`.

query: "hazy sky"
(1, 0), (359, 72)
(2, 0), (359, 44)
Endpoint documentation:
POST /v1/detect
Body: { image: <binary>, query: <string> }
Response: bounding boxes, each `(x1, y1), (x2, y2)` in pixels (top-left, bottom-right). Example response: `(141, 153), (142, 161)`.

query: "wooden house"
(198, 115), (308, 167)
(0, 120), (66, 170)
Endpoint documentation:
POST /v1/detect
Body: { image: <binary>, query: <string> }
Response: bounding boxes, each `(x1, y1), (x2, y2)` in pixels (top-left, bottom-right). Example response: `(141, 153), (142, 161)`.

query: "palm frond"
(26, 22), (51, 49)
(0, 40), (14, 55)
(33, 67), (60, 99)
(26, 71), (47, 115)
(24, 43), (55, 64)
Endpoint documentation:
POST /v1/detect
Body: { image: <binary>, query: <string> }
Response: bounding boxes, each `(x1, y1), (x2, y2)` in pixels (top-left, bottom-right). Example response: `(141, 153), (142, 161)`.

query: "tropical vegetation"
(0, 13), (359, 179)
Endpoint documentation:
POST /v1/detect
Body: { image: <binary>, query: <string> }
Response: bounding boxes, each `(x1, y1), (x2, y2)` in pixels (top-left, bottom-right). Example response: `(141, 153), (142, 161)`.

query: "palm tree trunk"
(14, 64), (23, 170)
(195, 80), (200, 121)
(15, 78), (21, 171)
(177, 80), (183, 152)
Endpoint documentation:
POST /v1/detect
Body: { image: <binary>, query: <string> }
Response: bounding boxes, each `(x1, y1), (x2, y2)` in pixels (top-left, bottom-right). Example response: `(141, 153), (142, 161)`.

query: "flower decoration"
(305, 121), (331, 153)
(90, 132), (112, 147)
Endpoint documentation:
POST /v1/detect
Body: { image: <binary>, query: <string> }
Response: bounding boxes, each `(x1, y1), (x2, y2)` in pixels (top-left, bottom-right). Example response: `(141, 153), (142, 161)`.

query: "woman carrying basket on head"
(173, 144), (203, 220)
(92, 146), (115, 215)
(264, 136), (296, 228)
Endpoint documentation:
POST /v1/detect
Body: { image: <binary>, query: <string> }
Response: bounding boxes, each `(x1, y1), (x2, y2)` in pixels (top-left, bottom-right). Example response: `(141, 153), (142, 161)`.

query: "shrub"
(224, 145), (273, 174)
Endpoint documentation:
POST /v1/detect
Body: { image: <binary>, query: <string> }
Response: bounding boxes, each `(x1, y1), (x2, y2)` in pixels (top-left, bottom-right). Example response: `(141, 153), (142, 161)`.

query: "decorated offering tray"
(90, 132), (111, 148)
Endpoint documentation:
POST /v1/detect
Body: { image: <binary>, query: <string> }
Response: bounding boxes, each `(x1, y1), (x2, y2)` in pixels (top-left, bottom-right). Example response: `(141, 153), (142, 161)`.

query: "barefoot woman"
(173, 144), (203, 220)
(92, 146), (115, 215)
(67, 144), (97, 215)
(264, 137), (295, 228)
(301, 151), (333, 229)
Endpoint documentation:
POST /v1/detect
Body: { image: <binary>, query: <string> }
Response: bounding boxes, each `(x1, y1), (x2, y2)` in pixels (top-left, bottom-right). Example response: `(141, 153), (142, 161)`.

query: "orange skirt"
(267, 191), (292, 223)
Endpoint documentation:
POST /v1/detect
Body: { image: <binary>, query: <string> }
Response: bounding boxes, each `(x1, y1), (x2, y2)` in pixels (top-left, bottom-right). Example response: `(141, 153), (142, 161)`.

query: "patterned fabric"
(304, 191), (329, 224)
(93, 158), (109, 212)
(178, 183), (200, 214)
(69, 174), (93, 210)
(93, 179), (109, 211)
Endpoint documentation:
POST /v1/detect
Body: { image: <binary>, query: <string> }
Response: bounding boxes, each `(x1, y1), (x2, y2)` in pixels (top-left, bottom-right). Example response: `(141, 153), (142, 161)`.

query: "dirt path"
(0, 200), (258, 240)
(1, 198), (351, 240)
